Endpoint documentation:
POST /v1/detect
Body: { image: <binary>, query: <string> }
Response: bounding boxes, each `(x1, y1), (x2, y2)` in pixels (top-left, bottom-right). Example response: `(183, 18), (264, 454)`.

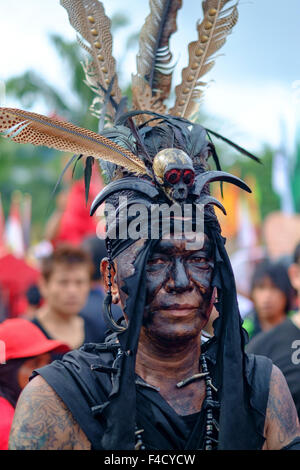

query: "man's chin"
(143, 313), (204, 345)
(59, 306), (81, 316)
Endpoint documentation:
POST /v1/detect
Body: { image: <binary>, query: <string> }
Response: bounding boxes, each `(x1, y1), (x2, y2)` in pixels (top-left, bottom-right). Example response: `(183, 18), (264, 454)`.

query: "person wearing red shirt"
(0, 318), (69, 450)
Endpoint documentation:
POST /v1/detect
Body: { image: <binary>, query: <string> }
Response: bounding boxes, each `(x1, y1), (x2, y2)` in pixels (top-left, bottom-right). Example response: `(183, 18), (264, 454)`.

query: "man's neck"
(36, 305), (84, 349)
(135, 329), (206, 416)
(135, 329), (202, 388)
(260, 315), (286, 332)
(36, 305), (77, 326)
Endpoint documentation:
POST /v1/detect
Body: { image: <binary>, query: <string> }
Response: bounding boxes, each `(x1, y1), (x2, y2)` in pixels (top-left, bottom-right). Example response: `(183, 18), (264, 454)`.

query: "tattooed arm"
(263, 365), (300, 450)
(9, 375), (91, 450)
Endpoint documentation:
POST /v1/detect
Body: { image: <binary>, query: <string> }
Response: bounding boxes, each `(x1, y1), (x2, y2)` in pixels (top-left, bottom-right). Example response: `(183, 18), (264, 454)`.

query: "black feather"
(207, 141), (224, 197)
(205, 128), (261, 163)
(72, 154), (84, 179)
(115, 110), (166, 126)
(84, 156), (95, 205)
(99, 76), (116, 131)
(114, 97), (129, 124)
(127, 117), (152, 166)
(98, 82), (119, 111)
(46, 153), (79, 214)
(50, 153), (78, 200)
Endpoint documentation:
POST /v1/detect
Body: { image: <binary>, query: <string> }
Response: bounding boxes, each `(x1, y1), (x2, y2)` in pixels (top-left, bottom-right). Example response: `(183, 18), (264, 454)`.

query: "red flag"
(50, 166), (105, 247)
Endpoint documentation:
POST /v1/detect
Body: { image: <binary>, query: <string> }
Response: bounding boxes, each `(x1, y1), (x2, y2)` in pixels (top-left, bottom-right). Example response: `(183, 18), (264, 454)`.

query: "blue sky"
(0, 0), (300, 155)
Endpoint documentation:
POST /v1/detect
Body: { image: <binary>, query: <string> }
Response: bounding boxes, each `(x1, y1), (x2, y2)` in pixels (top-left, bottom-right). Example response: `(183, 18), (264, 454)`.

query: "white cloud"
(202, 81), (299, 153)
(0, 0), (299, 154)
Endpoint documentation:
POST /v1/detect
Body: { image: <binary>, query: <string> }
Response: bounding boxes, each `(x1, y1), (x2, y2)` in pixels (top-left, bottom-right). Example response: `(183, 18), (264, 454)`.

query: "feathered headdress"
(0, 0), (266, 452)
(0, 0), (258, 209)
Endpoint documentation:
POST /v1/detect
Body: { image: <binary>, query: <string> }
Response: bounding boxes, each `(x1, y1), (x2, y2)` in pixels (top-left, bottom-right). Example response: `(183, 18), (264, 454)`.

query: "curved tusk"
(90, 177), (159, 216)
(192, 170), (251, 196)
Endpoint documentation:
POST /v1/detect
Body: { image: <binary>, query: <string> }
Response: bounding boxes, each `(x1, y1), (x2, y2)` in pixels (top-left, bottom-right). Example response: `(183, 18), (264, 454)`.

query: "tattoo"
(264, 365), (300, 449)
(9, 376), (91, 450)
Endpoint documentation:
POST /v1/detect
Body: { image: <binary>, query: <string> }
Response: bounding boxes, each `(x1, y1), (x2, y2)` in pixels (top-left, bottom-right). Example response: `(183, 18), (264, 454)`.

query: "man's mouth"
(160, 303), (197, 310)
(152, 303), (199, 317)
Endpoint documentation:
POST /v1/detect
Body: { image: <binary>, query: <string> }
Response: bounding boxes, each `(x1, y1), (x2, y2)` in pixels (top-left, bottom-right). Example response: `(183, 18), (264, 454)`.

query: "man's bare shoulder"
(9, 375), (91, 450)
(263, 365), (300, 450)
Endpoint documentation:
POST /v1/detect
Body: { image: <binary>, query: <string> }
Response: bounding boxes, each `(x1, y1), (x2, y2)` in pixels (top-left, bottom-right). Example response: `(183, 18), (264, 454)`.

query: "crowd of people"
(0, 216), (300, 449)
(0, 232), (124, 449)
(0, 0), (299, 452)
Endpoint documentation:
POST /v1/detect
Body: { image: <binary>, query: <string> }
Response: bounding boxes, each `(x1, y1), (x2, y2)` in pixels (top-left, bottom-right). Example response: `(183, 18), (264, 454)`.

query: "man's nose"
(165, 258), (192, 293)
(66, 283), (79, 294)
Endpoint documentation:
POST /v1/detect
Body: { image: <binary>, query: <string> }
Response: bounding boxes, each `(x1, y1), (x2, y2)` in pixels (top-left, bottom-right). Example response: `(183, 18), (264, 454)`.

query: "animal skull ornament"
(152, 148), (195, 204)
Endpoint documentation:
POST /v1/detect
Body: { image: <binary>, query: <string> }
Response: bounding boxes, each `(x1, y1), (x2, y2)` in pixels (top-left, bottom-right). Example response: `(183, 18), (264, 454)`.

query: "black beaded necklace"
(134, 354), (220, 451)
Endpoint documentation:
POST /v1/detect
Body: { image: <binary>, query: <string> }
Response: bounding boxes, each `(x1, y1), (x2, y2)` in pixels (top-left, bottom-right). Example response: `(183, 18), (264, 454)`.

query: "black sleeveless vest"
(31, 343), (272, 450)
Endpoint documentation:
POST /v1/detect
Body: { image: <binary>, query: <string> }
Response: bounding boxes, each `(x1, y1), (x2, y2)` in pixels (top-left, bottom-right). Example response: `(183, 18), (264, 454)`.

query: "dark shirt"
(32, 344), (272, 450)
(31, 315), (104, 360)
(246, 317), (300, 418)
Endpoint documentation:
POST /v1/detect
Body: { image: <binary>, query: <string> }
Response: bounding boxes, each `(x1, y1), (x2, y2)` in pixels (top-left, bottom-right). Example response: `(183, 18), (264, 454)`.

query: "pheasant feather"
(0, 108), (147, 175)
(60, 0), (122, 119)
(169, 0), (238, 119)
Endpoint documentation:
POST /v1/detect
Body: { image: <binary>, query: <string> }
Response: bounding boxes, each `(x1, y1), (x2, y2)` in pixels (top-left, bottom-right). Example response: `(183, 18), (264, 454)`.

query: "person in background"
(243, 259), (296, 340)
(32, 245), (104, 356)
(247, 244), (300, 418)
(23, 284), (43, 320)
(0, 318), (69, 449)
(80, 236), (122, 340)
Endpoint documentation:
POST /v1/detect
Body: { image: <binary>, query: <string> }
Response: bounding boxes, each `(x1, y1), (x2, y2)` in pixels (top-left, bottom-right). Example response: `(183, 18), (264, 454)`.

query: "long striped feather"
(60, 0), (122, 120)
(0, 108), (147, 175)
(169, 0), (238, 119)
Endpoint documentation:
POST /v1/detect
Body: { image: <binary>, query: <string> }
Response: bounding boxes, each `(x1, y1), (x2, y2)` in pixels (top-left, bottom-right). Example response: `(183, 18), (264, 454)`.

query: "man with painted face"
(8, 116), (300, 451)
(3, 0), (300, 451)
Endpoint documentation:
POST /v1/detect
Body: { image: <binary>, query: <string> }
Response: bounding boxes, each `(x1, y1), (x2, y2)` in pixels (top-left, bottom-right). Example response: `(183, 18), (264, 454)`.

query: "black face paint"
(115, 239), (148, 311)
(146, 236), (213, 301)
(114, 234), (214, 343)
(143, 235), (214, 331)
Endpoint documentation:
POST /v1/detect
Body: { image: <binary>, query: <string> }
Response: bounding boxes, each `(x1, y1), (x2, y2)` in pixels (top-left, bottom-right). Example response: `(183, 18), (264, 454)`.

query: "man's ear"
(208, 287), (217, 317)
(100, 257), (120, 303)
(202, 287), (219, 336)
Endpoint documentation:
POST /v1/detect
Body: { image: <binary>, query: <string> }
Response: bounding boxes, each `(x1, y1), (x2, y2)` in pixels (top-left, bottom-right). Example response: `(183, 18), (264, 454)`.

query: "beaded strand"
(134, 354), (219, 451)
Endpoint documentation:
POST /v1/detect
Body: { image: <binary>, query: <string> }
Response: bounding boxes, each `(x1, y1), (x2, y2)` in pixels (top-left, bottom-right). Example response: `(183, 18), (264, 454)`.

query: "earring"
(112, 293), (120, 304)
(103, 239), (126, 333)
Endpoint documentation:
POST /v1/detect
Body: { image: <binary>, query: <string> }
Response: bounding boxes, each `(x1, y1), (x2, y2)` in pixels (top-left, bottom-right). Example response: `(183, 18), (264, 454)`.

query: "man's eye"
(188, 257), (207, 263)
(188, 257), (212, 268)
(148, 258), (165, 265)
